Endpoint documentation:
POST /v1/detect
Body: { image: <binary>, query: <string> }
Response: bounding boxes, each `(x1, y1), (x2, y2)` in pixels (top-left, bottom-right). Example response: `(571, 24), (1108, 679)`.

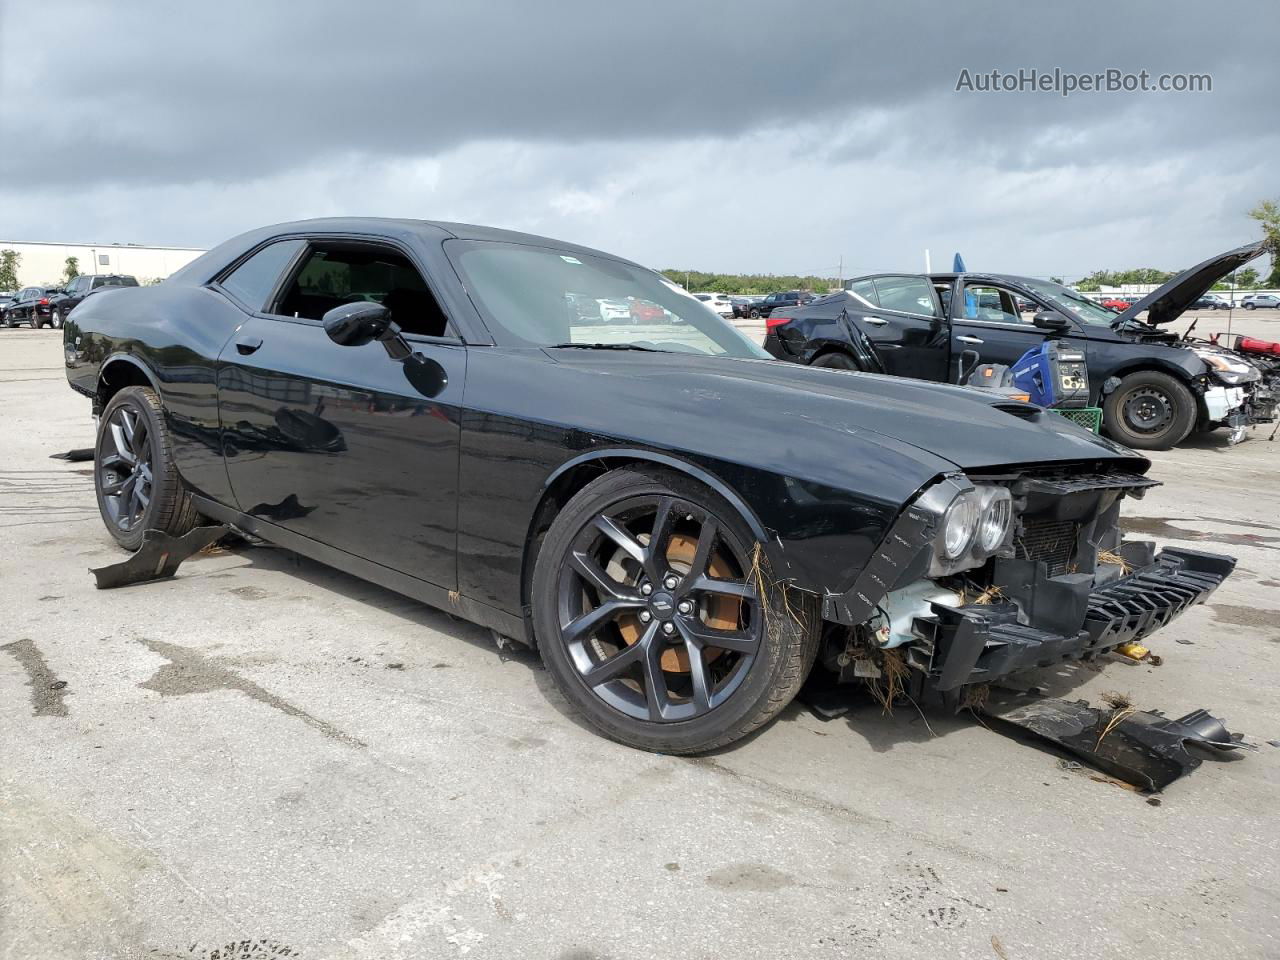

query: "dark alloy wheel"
(94, 385), (202, 550)
(1102, 370), (1196, 451)
(533, 469), (820, 754)
(748, 308), (761, 319)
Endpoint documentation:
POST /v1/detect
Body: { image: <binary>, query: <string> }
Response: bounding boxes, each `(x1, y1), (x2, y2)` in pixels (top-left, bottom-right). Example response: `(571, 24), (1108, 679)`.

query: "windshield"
(1021, 279), (1120, 326)
(445, 239), (769, 358)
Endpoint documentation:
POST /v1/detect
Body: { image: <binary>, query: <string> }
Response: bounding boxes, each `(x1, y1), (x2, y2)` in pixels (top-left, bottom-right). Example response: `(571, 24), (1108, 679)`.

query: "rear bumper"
(920, 547), (1235, 691)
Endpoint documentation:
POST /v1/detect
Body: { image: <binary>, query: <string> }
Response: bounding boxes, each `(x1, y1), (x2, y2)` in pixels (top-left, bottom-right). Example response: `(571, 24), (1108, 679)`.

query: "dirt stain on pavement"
(705, 862), (794, 892)
(1, 638), (70, 716)
(1209, 604), (1280, 642)
(1123, 517), (1279, 551)
(137, 638), (364, 747)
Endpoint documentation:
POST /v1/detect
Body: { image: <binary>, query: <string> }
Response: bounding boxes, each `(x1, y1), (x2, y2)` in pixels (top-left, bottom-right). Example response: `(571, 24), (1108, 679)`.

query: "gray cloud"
(1, 0), (1275, 278)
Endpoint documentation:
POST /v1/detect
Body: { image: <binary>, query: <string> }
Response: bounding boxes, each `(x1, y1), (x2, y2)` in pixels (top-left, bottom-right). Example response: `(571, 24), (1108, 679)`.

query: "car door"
(848, 275), (949, 381)
(948, 280), (1091, 380)
(214, 235), (467, 589)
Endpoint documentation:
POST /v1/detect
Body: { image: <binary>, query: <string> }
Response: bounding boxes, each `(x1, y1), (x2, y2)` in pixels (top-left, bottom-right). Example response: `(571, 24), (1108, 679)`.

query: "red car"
(628, 299), (666, 323)
(1100, 297), (1134, 311)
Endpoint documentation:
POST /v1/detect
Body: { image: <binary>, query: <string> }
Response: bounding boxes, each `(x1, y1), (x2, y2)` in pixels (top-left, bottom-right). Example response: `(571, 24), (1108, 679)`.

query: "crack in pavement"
(1, 638), (70, 716)
(137, 638), (365, 747)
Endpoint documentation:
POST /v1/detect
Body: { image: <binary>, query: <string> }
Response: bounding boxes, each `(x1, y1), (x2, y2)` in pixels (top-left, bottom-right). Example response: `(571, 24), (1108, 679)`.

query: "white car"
(694, 292), (734, 317)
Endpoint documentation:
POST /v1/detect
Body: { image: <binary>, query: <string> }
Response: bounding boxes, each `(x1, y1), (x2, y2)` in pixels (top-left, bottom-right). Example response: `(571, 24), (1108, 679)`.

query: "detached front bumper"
(918, 547), (1236, 692)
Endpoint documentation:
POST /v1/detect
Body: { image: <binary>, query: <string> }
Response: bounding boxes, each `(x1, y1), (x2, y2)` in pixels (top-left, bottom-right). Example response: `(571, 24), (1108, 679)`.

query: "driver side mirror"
(322, 301), (394, 347)
(1032, 311), (1070, 332)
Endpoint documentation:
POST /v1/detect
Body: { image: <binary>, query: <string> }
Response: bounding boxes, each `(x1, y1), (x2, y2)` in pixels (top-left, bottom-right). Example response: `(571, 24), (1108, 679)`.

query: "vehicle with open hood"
(62, 218), (1233, 753)
(763, 241), (1271, 449)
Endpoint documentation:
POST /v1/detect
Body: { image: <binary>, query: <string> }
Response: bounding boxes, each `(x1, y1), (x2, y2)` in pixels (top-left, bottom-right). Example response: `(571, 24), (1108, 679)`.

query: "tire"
(532, 468), (820, 754)
(94, 385), (202, 551)
(749, 309), (760, 319)
(1244, 303), (1255, 310)
(1102, 370), (1197, 450)
(810, 351), (859, 371)
(29, 314), (43, 329)
(51, 309), (64, 329)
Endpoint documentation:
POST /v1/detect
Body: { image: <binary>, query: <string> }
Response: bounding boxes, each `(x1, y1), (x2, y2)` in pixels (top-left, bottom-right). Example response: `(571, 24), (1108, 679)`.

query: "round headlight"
(977, 489), (1012, 552)
(941, 491), (980, 559)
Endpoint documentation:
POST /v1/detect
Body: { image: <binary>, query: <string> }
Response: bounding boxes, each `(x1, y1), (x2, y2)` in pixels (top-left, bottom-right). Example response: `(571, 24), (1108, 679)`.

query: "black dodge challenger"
(62, 219), (1233, 753)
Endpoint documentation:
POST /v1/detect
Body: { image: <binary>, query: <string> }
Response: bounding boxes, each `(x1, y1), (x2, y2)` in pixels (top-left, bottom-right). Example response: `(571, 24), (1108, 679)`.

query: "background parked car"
(731, 295), (764, 318)
(1241, 293), (1280, 310)
(1099, 297), (1134, 311)
(1191, 294), (1233, 310)
(751, 290), (814, 318)
(0, 291), (14, 324)
(50, 274), (139, 327)
(693, 292), (734, 317)
(4, 286), (62, 328)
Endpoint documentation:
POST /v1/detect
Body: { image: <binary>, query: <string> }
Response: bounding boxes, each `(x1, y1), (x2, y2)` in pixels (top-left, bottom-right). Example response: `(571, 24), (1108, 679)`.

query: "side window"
(872, 276), (937, 317)
(961, 285), (1023, 324)
(846, 279), (878, 306)
(219, 239), (305, 311)
(273, 242), (451, 338)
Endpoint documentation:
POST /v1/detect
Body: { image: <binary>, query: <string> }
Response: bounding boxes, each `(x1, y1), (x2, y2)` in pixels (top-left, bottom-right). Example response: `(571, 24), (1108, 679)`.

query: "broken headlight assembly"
(917, 475), (1014, 576)
(1191, 346), (1261, 385)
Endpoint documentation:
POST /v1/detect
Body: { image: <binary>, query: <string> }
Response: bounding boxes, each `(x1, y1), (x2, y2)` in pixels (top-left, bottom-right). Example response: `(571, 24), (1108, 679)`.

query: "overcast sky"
(1, 0), (1276, 280)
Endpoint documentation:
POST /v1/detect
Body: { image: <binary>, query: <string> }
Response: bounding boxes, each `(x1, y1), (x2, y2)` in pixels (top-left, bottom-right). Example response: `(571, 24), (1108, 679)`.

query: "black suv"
(50, 274), (139, 327)
(4, 286), (62, 328)
(749, 290), (814, 319)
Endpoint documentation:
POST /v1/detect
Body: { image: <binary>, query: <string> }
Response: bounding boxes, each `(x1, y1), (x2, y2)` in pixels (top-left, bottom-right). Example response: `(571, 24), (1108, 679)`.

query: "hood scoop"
(993, 402), (1043, 421)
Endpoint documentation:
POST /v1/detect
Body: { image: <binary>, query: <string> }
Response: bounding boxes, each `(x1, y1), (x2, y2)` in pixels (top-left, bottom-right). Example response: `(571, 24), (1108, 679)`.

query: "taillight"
(39, 298), (48, 305)
(765, 316), (792, 329)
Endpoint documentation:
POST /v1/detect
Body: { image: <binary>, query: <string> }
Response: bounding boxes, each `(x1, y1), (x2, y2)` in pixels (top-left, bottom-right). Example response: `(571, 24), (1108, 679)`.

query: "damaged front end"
(819, 466), (1236, 700)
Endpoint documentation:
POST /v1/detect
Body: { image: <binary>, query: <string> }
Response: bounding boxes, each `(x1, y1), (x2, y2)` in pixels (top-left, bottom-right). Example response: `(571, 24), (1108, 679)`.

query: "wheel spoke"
(562, 597), (641, 645)
(132, 415), (149, 455)
(689, 574), (757, 602)
(645, 496), (676, 581)
(677, 617), (758, 654)
(100, 476), (124, 496)
(119, 409), (137, 447)
(569, 550), (638, 602)
(109, 422), (136, 465)
(640, 628), (671, 721)
(594, 515), (646, 567)
(581, 624), (653, 687)
(685, 519), (718, 584)
(684, 638), (712, 712)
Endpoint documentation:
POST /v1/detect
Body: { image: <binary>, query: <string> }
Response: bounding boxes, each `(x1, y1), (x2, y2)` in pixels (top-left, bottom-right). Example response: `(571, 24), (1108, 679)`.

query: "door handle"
(957, 335), (984, 344)
(861, 316), (888, 326)
(235, 335), (264, 355)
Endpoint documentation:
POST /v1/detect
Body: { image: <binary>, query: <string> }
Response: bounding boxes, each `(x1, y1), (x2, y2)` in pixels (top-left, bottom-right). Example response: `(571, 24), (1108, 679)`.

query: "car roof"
(169, 217), (652, 286)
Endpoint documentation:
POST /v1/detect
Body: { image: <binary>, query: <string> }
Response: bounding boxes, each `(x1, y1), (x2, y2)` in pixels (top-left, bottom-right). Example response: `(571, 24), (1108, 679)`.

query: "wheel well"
(808, 345), (854, 365)
(96, 359), (153, 415)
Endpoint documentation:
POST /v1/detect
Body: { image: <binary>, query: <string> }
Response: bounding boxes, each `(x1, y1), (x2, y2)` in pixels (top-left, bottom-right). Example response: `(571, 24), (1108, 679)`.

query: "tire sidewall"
(533, 468), (812, 754)
(812, 352), (857, 371)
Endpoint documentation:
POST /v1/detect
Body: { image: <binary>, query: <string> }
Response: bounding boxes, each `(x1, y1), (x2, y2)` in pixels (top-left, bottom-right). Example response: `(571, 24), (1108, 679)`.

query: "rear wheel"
(532, 468), (820, 754)
(94, 385), (201, 551)
(810, 351), (859, 371)
(51, 308), (64, 329)
(749, 308), (761, 319)
(1102, 371), (1196, 450)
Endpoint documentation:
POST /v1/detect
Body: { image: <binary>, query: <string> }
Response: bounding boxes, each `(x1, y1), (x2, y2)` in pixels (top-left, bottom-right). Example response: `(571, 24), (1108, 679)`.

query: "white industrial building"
(0, 240), (206, 288)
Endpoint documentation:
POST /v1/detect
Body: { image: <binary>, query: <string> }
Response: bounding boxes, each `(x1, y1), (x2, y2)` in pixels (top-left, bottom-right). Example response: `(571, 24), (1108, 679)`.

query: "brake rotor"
(615, 531), (740, 672)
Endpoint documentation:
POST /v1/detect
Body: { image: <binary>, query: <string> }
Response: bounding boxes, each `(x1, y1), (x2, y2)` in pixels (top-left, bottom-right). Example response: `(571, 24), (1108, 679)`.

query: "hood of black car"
(548, 351), (1147, 472)
(1111, 241), (1267, 325)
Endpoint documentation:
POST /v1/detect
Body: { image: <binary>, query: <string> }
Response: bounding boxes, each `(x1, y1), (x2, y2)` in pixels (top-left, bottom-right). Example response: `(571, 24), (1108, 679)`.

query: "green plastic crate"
(1050, 407), (1102, 434)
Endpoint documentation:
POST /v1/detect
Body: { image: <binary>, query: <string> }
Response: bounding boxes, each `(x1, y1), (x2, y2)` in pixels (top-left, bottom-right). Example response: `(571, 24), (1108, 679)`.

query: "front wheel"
(1102, 371), (1196, 450)
(1244, 303), (1255, 310)
(532, 468), (820, 754)
(749, 309), (760, 319)
(94, 385), (202, 551)
(51, 309), (64, 329)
